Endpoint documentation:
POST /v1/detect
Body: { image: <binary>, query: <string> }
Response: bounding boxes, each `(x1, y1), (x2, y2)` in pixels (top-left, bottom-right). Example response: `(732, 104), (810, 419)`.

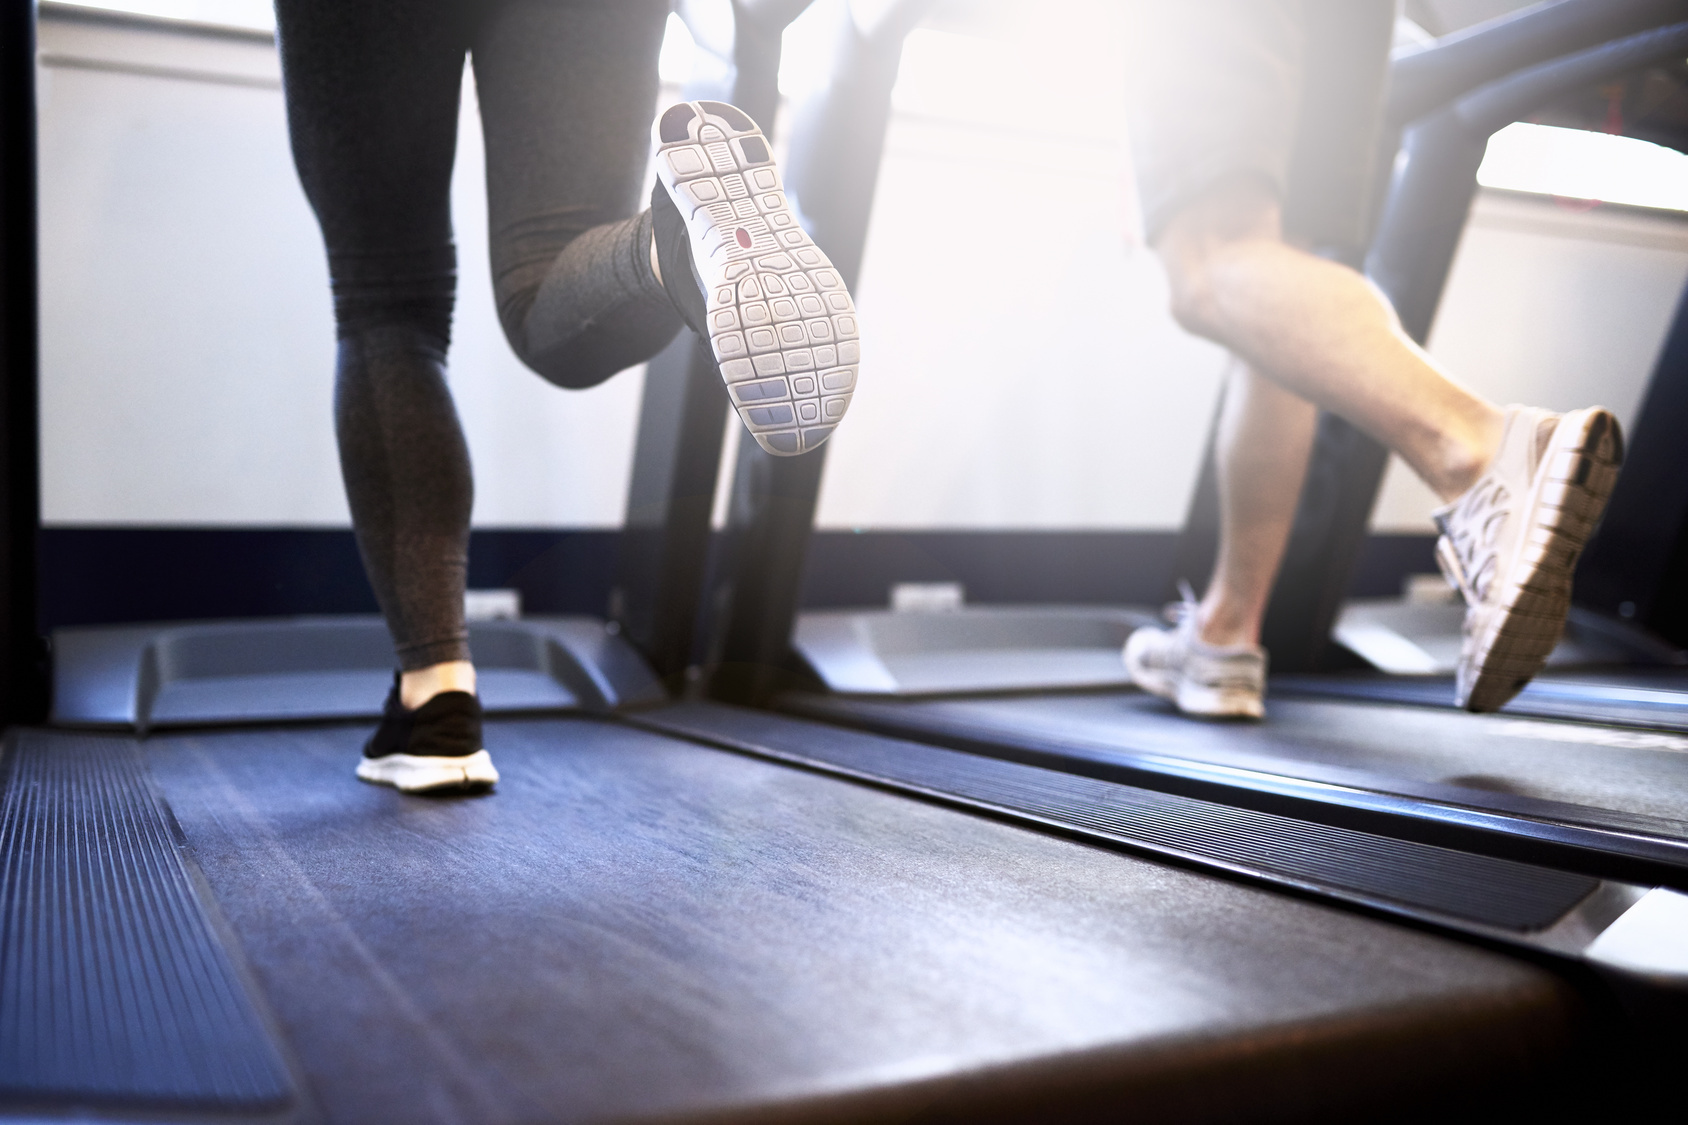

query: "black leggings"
(276, 0), (680, 669)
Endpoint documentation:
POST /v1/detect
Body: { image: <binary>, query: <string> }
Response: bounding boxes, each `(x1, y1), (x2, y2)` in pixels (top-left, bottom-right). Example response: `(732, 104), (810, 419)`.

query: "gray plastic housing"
(51, 615), (665, 730)
(793, 605), (1160, 696)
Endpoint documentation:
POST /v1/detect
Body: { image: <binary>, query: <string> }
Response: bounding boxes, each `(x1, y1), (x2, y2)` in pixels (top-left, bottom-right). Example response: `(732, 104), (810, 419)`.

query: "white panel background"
(37, 8), (1688, 536)
(39, 15), (647, 528)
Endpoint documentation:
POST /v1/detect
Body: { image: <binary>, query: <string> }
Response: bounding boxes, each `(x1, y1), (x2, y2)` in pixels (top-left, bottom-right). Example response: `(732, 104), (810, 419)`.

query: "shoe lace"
(1436, 475), (1509, 605)
(1163, 579), (1200, 626)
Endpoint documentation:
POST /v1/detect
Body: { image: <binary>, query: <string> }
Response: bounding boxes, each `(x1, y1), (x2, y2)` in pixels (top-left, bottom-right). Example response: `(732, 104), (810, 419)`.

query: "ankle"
(1195, 599), (1261, 649)
(401, 661), (477, 710)
(1428, 411), (1505, 502)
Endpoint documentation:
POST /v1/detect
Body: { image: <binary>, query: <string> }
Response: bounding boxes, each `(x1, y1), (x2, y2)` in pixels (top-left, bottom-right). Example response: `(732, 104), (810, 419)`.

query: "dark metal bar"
(705, 0), (931, 705)
(1173, 1), (1398, 669)
(609, 0), (813, 689)
(1388, 0), (1687, 129)
(0, 0), (47, 727)
(1373, 21), (1688, 341)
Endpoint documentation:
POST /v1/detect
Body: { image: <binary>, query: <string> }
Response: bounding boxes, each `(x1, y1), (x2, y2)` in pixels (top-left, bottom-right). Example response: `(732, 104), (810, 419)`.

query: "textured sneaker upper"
(1431, 403), (1623, 711)
(364, 676), (485, 761)
(1431, 405), (1555, 609)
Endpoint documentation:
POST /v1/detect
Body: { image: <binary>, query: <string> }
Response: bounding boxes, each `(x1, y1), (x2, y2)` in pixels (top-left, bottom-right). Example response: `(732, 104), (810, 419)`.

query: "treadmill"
(734, 0), (1688, 892)
(4, 3), (1688, 1122)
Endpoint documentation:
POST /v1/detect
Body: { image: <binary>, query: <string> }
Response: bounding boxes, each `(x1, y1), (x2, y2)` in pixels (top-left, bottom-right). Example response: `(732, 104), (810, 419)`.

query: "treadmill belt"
(0, 732), (294, 1111)
(1272, 671), (1688, 733)
(126, 713), (1582, 1122)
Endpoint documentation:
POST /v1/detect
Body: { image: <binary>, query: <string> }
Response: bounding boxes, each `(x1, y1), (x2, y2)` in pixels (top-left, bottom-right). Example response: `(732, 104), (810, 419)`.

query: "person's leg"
(1153, 175), (1621, 713)
(277, 0), (494, 789)
(1125, 1), (1617, 716)
(469, 0), (680, 390)
(1156, 178), (1506, 506)
(469, 0), (860, 455)
(1200, 360), (1318, 648)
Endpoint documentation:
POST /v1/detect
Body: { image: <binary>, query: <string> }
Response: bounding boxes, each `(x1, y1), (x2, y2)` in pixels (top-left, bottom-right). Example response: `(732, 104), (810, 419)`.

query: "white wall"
(1373, 192), (1688, 531)
(810, 18), (1229, 530)
(39, 10), (645, 528)
(38, 6), (1688, 535)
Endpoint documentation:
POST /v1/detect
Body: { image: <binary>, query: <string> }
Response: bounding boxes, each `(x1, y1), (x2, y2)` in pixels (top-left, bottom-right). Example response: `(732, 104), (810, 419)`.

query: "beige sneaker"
(1124, 585), (1267, 719)
(1434, 405), (1623, 712)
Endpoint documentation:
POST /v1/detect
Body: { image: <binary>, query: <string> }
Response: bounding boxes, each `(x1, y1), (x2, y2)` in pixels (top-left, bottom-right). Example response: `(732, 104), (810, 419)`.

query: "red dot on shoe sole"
(735, 228), (753, 249)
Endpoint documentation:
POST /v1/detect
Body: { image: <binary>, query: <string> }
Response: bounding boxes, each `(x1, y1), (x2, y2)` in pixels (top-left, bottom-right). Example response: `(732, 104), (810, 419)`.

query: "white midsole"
(356, 749), (499, 793)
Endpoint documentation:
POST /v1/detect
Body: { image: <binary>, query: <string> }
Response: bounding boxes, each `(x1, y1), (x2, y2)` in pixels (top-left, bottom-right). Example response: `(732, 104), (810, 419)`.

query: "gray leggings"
(276, 0), (680, 669)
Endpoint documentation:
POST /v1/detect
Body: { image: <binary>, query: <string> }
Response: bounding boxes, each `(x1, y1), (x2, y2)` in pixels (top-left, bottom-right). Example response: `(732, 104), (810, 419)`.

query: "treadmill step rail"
(0, 731), (296, 1112)
(634, 702), (1688, 991)
(793, 605), (1160, 696)
(785, 692), (1688, 889)
(50, 614), (666, 731)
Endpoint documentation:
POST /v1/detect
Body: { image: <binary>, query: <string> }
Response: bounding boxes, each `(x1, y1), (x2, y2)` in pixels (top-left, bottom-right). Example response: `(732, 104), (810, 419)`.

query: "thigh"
(276, 0), (469, 258)
(1126, 0), (1305, 243)
(470, 0), (671, 300)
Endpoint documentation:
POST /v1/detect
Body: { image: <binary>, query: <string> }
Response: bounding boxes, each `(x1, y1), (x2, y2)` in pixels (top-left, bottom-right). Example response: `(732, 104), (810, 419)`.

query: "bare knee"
(1161, 252), (1226, 340)
(1153, 176), (1283, 340)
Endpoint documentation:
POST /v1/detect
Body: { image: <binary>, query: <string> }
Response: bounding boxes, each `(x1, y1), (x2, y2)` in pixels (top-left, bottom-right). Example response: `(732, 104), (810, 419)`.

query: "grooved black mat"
(0, 732), (293, 1110)
(649, 704), (1600, 932)
(139, 717), (1579, 1123)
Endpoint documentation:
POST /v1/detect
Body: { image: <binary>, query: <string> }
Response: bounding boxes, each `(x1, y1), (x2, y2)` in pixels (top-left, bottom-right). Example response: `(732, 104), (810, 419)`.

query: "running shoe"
(649, 100), (858, 457)
(356, 676), (499, 794)
(1434, 404), (1623, 712)
(1123, 584), (1267, 719)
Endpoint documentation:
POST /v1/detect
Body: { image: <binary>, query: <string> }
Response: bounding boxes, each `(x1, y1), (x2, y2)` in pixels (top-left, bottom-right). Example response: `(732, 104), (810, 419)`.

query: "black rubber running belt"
(1270, 673), (1688, 734)
(0, 731), (294, 1111)
(637, 703), (1602, 933)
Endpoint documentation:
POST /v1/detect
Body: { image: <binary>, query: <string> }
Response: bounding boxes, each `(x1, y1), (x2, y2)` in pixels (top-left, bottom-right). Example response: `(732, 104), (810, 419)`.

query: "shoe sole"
(652, 101), (858, 457)
(1454, 407), (1624, 711)
(357, 749), (499, 794)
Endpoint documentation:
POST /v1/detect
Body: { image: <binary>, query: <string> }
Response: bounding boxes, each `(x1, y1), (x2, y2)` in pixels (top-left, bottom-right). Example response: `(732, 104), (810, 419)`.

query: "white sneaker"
(1124, 585), (1267, 719)
(1434, 404), (1623, 712)
(651, 100), (858, 457)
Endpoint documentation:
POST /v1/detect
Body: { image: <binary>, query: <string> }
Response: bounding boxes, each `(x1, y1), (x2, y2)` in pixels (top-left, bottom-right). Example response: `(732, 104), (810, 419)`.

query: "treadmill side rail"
(635, 701), (1688, 992)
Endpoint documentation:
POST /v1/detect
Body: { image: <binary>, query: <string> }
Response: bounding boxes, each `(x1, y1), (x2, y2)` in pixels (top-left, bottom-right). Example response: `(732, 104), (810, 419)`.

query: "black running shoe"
(356, 676), (499, 794)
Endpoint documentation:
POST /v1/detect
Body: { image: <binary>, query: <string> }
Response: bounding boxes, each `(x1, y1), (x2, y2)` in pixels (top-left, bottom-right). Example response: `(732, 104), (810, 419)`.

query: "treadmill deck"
(3, 713), (1593, 1122)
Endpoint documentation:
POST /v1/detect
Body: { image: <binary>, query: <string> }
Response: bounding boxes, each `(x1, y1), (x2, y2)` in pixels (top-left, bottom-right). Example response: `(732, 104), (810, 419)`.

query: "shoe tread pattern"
(1457, 407), (1624, 711)
(654, 102), (857, 456)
